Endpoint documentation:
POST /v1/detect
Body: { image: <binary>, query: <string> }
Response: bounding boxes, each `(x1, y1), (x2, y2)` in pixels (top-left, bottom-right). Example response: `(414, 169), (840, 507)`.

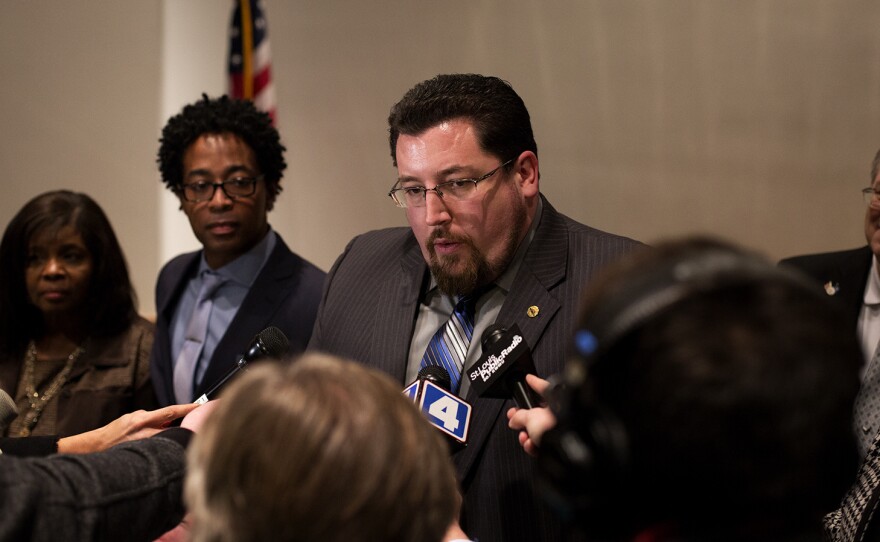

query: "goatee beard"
(427, 229), (519, 297)
(429, 241), (482, 296)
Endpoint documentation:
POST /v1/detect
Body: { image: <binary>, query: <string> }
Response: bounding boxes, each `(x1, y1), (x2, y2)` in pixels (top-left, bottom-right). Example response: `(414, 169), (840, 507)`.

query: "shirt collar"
(865, 255), (880, 306)
(197, 228), (277, 288)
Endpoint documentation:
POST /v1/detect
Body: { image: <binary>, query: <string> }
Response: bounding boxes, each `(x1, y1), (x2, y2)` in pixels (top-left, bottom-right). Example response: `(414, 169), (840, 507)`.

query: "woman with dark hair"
(0, 190), (157, 438)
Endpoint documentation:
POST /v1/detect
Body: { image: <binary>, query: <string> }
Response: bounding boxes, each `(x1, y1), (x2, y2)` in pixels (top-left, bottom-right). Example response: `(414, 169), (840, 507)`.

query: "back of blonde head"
(185, 353), (459, 542)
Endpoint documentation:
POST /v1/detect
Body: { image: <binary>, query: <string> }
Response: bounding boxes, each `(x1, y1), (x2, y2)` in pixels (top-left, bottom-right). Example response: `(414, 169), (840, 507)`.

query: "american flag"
(228, 0), (276, 123)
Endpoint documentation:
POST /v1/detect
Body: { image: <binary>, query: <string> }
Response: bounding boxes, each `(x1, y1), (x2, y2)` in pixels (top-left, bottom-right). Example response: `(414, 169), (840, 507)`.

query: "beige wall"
(2, 1), (879, 316)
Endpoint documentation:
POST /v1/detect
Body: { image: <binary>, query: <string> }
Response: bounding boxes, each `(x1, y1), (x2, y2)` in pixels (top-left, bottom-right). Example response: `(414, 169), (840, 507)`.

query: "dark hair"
(157, 94), (286, 208)
(0, 190), (137, 358)
(388, 74), (537, 167)
(572, 238), (860, 539)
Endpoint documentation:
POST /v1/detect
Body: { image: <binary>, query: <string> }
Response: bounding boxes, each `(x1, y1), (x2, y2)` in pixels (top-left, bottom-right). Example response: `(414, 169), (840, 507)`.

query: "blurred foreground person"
(185, 353), (463, 542)
(0, 402), (208, 542)
(510, 237), (860, 541)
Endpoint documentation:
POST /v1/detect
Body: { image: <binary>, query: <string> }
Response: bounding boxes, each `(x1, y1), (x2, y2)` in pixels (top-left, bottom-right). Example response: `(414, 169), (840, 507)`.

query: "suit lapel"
(837, 246), (873, 324)
(455, 199), (569, 478)
(154, 253), (200, 402)
(157, 254), (200, 324)
(370, 240), (426, 384)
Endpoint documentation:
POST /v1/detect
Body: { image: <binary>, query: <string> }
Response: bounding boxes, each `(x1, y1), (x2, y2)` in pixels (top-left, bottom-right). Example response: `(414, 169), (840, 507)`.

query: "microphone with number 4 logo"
(403, 366), (472, 448)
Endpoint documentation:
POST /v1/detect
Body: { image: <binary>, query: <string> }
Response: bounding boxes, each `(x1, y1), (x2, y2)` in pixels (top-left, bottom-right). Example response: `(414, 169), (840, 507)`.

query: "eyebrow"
(185, 165), (254, 180)
(397, 164), (478, 184)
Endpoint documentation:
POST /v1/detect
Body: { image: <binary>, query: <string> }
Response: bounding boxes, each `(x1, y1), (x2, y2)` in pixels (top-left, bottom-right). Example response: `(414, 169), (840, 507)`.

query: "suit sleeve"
(0, 434), (188, 541)
(307, 234), (360, 351)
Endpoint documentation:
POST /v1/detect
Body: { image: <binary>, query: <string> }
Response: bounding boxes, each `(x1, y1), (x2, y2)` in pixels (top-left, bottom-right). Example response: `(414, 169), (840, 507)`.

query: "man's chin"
(431, 261), (479, 296)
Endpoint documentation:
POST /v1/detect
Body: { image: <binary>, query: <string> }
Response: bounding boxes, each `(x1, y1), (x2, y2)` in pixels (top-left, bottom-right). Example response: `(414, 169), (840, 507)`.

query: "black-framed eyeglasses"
(179, 175), (263, 203)
(388, 159), (514, 208)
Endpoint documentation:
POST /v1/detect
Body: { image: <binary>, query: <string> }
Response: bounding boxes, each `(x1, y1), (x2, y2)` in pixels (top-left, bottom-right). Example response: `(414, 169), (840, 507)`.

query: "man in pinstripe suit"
(308, 74), (642, 542)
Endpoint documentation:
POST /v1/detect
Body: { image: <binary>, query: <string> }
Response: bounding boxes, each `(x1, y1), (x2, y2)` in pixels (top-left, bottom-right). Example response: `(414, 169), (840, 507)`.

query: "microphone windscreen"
(257, 326), (289, 358)
(481, 324), (507, 349)
(417, 365), (452, 391)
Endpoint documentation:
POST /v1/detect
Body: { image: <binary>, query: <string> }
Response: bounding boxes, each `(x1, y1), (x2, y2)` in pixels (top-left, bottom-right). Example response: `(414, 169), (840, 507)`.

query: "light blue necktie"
(420, 294), (477, 394)
(173, 272), (227, 403)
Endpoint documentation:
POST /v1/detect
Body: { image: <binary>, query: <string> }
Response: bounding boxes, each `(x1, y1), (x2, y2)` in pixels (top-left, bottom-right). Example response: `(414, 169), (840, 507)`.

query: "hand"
(507, 374), (557, 456)
(154, 515), (191, 542)
(180, 399), (220, 433)
(443, 520), (470, 542)
(57, 403), (200, 454)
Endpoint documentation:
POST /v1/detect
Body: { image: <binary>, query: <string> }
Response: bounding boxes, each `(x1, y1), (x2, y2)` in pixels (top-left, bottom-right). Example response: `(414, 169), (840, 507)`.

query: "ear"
(514, 151), (539, 198)
(175, 191), (185, 211)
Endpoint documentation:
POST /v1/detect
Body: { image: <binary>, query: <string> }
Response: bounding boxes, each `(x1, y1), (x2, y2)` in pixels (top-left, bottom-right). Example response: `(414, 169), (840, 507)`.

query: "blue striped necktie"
(420, 293), (478, 394)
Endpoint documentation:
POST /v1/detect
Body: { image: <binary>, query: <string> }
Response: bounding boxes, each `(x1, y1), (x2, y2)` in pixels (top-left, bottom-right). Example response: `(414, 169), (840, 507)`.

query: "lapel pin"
(527, 305), (540, 318)
(824, 281), (840, 296)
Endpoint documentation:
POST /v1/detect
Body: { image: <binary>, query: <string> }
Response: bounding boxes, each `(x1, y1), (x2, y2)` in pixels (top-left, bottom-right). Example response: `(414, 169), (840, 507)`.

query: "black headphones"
(536, 246), (827, 537)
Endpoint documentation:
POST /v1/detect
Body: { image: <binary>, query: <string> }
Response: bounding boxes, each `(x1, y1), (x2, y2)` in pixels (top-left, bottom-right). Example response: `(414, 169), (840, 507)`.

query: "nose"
(41, 257), (66, 280)
(207, 183), (234, 210)
(423, 190), (451, 226)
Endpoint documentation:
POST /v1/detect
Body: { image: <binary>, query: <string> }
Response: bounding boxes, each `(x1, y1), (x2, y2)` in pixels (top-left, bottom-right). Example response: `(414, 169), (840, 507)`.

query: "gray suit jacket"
(308, 196), (643, 542)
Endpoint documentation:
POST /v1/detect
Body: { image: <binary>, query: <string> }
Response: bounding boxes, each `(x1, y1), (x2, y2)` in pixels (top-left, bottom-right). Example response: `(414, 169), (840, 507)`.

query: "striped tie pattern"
(420, 294), (477, 394)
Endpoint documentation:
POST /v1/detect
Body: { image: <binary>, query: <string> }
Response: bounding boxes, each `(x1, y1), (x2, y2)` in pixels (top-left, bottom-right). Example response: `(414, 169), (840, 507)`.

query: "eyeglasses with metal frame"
(862, 187), (880, 207)
(179, 175), (264, 203)
(387, 159), (514, 208)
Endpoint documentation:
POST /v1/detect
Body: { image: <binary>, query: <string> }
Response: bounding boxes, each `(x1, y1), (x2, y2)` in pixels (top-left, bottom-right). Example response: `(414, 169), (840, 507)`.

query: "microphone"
(467, 323), (542, 409)
(0, 389), (18, 433)
(403, 365), (472, 447)
(194, 326), (289, 404)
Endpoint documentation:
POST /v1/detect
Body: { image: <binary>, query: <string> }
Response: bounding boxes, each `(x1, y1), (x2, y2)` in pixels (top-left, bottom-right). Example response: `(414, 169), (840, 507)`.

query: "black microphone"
(403, 365), (472, 447)
(467, 323), (542, 409)
(194, 326), (289, 404)
(0, 389), (18, 433)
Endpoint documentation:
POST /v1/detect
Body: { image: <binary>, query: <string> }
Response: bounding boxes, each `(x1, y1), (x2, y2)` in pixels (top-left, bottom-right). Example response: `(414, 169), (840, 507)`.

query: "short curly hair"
(157, 94), (286, 208)
(388, 74), (537, 168)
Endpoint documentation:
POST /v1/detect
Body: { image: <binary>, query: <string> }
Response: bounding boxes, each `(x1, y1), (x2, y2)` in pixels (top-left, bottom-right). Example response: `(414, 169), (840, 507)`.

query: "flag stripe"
(228, 0), (276, 123)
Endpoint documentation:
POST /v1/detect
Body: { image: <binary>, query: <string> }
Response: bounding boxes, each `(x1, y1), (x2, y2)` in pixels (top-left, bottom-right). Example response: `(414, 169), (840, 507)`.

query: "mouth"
(41, 290), (69, 301)
(432, 238), (463, 256)
(428, 231), (473, 258)
(207, 221), (238, 236)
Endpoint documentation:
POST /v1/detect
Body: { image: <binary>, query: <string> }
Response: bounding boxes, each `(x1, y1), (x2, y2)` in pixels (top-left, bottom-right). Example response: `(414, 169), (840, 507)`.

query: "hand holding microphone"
(507, 375), (557, 456)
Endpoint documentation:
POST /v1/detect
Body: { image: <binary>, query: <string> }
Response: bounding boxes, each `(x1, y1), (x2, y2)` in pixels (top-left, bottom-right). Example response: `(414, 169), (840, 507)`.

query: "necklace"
(18, 340), (86, 437)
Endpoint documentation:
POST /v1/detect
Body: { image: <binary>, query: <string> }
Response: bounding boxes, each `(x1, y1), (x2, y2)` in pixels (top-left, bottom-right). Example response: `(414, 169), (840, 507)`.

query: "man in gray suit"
(308, 73), (642, 542)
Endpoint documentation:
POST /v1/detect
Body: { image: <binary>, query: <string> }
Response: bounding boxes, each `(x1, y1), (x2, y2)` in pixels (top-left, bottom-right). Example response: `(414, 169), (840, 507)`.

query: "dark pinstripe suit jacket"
(151, 235), (326, 406)
(308, 196), (643, 542)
